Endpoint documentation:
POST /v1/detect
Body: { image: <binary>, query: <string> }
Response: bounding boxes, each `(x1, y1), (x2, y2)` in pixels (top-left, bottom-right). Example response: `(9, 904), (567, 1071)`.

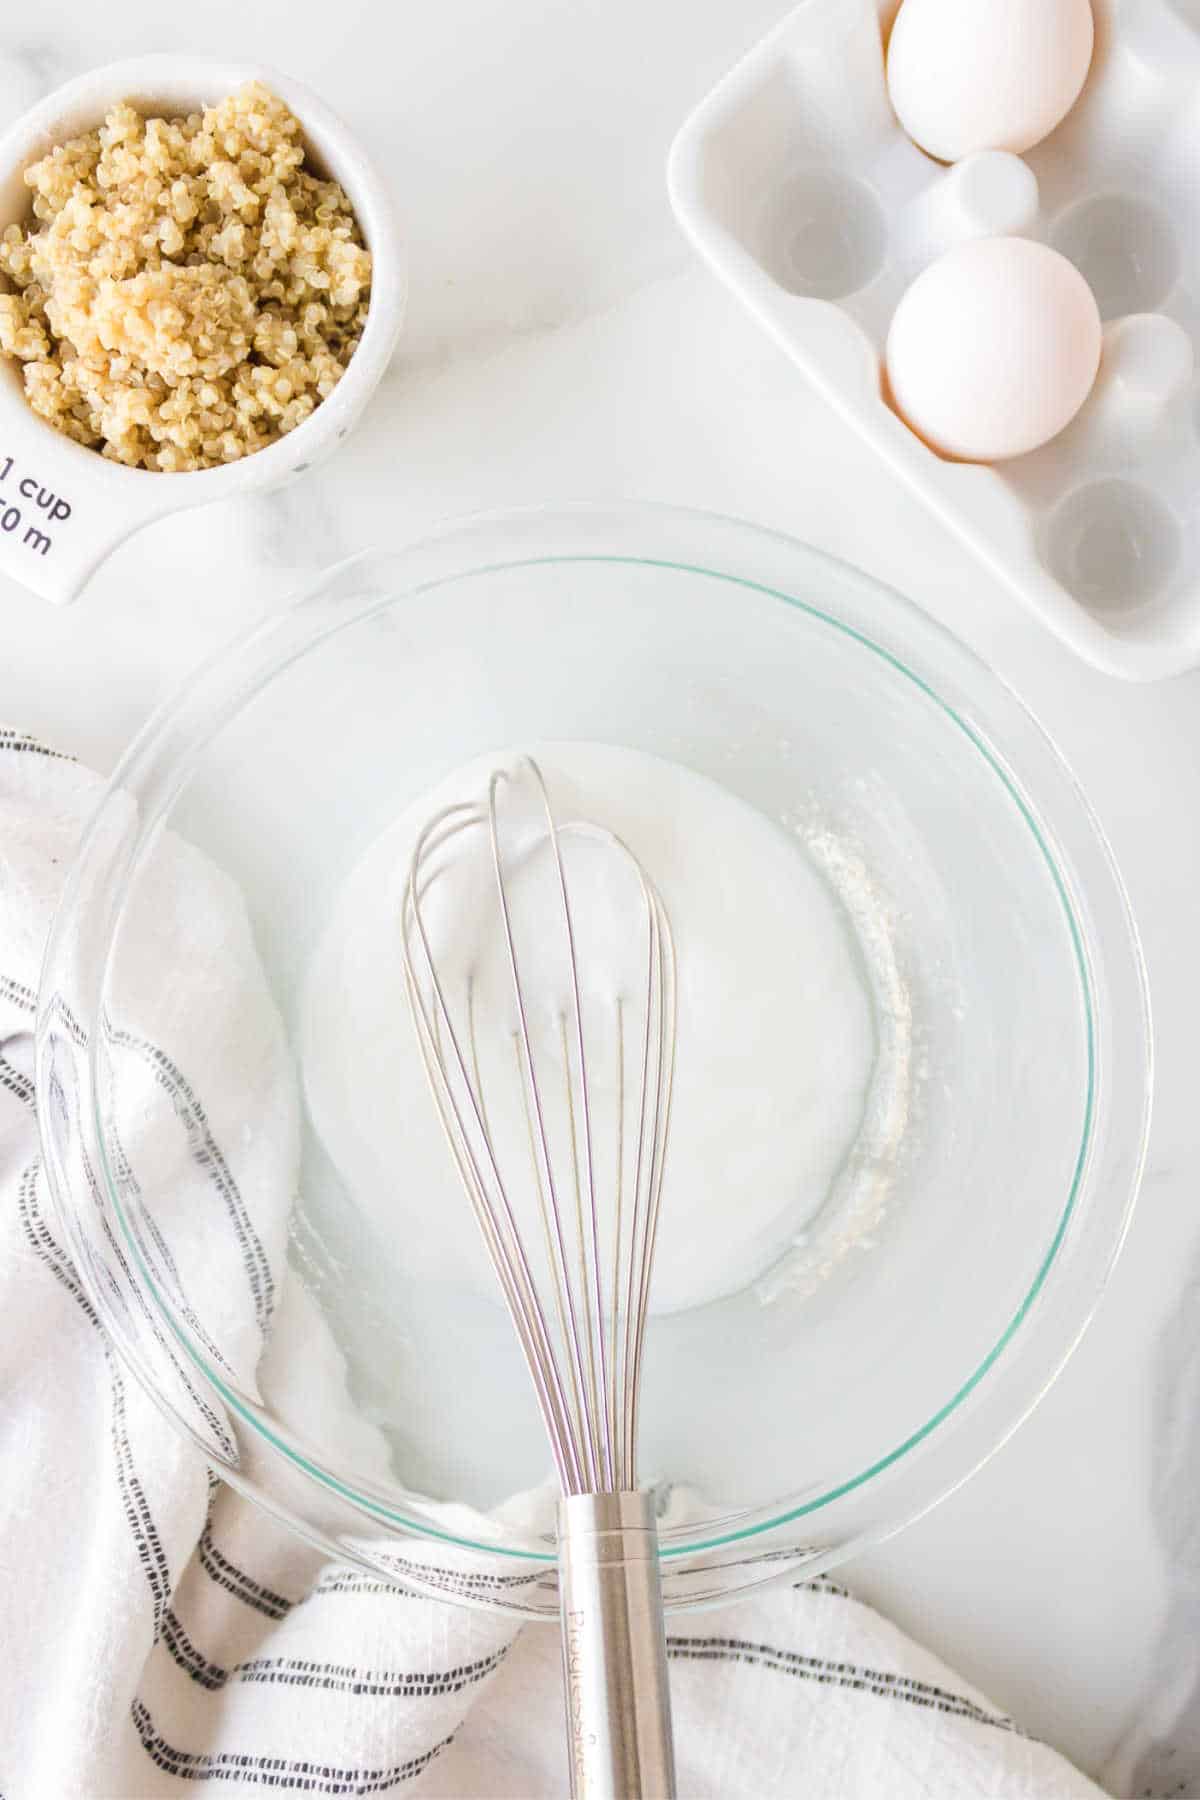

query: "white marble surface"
(0, 4), (1197, 1793)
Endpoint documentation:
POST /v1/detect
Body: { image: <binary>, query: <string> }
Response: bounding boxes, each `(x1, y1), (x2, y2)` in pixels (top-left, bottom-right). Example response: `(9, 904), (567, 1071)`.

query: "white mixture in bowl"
(302, 742), (905, 1315)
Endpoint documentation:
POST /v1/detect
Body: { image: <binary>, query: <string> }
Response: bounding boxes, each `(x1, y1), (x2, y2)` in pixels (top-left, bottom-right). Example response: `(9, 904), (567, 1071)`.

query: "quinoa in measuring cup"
(0, 82), (372, 471)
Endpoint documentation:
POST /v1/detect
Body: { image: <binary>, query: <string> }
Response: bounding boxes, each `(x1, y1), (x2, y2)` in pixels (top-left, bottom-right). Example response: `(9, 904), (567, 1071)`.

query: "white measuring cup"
(0, 55), (404, 604)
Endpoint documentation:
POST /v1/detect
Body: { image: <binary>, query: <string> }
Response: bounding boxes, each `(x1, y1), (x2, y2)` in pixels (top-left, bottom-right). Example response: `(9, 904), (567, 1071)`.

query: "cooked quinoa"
(0, 82), (372, 471)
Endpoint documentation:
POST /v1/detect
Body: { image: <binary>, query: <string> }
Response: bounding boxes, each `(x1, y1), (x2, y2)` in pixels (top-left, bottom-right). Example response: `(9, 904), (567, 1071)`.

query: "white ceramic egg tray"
(668, 0), (1200, 681)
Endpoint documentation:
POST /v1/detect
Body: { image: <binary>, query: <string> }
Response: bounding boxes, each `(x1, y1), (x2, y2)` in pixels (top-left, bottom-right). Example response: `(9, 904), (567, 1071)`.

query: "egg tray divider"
(668, 0), (1200, 681)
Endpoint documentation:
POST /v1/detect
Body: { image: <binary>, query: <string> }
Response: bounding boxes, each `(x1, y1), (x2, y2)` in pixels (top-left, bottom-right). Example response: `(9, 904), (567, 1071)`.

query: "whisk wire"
(610, 998), (626, 1485)
(403, 811), (585, 1491)
(401, 756), (676, 1501)
(514, 764), (614, 1492)
(407, 982), (579, 1488)
(558, 1008), (605, 1490)
(514, 1025), (592, 1488)
(628, 899), (677, 1471)
(487, 770), (604, 1492)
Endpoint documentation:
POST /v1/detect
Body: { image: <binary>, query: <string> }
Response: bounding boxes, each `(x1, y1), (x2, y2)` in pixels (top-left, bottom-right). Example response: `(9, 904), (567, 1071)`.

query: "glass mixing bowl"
(37, 503), (1151, 1618)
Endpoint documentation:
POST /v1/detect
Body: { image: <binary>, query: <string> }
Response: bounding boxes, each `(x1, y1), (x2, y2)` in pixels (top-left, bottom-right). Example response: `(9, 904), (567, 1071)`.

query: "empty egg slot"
(1042, 479), (1184, 618)
(1052, 194), (1180, 318)
(1012, 316), (1199, 624)
(758, 168), (888, 300)
(692, 0), (906, 309)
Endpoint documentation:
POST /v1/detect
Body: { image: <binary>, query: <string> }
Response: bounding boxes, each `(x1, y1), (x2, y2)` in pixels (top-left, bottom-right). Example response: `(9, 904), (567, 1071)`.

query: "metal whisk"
(401, 755), (677, 1799)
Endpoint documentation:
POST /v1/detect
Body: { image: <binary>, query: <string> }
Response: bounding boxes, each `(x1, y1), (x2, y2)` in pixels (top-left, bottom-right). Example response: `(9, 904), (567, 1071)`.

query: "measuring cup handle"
(0, 402), (175, 604)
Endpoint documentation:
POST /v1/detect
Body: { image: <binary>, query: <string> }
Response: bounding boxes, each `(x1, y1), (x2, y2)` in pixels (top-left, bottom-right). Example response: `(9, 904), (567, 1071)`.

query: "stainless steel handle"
(558, 1490), (676, 1799)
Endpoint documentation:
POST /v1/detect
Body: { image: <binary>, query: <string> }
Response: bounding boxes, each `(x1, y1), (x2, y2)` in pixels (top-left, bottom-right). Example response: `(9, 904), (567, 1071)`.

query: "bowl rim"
(36, 500), (1154, 1597)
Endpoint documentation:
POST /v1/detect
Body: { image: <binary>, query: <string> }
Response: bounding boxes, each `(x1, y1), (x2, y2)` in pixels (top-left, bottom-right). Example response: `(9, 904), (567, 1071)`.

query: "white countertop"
(1, 5), (1196, 1793)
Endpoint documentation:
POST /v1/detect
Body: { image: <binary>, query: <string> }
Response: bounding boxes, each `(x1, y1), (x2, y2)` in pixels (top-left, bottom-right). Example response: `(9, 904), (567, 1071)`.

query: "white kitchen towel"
(0, 726), (1107, 1800)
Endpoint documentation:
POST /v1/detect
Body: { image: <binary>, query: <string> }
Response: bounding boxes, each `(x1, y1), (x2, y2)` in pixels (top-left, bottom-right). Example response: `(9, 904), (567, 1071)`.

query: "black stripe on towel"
(108, 1358), (174, 1633)
(18, 1155), (260, 1712)
(160, 1609), (233, 1693)
(0, 729), (73, 760)
(91, 1196), (238, 1464)
(17, 1159), (173, 1634)
(156, 1609), (509, 1701)
(32, 988), (245, 1454)
(7, 979), (269, 1388)
(197, 1525), (295, 1623)
(8, 995), (278, 1651)
(0, 1051), (35, 1108)
(313, 1561), (549, 1602)
(100, 1017), (276, 1331)
(798, 1574), (851, 1599)
(49, 1054), (241, 1469)
(199, 1534), (543, 1626)
(17, 1157), (101, 1330)
(36, 986), (275, 1348)
(0, 970), (36, 1012)
(130, 1701), (455, 1793)
(667, 1635), (1018, 1733)
(229, 1646), (509, 1699)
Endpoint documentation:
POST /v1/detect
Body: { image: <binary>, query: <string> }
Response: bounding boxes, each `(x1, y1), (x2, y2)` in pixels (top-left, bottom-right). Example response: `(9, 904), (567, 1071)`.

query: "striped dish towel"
(0, 729), (1107, 1800)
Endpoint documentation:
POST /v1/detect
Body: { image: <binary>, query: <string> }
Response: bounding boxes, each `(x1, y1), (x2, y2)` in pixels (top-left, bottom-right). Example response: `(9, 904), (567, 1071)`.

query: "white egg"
(887, 0), (1095, 163)
(886, 238), (1102, 463)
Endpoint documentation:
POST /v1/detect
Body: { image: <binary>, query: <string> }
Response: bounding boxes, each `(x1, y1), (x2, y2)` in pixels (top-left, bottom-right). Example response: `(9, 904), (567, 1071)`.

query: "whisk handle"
(558, 1490), (676, 1799)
